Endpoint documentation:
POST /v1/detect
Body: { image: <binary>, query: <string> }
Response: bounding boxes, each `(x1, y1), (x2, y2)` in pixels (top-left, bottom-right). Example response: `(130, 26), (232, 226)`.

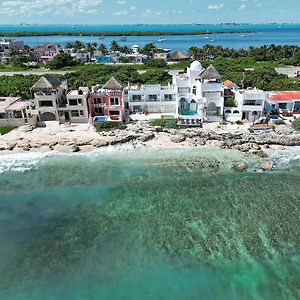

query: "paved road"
(0, 70), (74, 76)
(0, 69), (182, 77)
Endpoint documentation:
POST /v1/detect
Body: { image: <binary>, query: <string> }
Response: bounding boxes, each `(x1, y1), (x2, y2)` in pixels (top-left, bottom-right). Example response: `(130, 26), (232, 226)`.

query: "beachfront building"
(31, 75), (68, 122)
(266, 91), (300, 114)
(88, 77), (125, 123)
(0, 96), (37, 126)
(173, 61), (224, 123)
(128, 84), (177, 120)
(224, 88), (266, 122)
(57, 88), (90, 123)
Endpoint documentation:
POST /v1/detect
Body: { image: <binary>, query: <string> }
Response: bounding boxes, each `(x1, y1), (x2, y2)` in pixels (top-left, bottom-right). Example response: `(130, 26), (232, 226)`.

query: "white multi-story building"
(224, 88), (266, 122)
(128, 84), (177, 119)
(58, 88), (90, 123)
(173, 61), (224, 122)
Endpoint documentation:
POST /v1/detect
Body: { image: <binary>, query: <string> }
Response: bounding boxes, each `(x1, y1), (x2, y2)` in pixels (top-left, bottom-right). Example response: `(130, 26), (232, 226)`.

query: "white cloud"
(113, 10), (128, 15)
(0, 0), (103, 16)
(239, 4), (246, 10)
(207, 3), (224, 10)
(116, 0), (127, 4)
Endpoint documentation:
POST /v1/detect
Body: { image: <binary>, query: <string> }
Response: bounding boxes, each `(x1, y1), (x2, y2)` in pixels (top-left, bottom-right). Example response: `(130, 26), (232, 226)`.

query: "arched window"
(233, 110), (240, 114)
(192, 86), (197, 95)
(180, 98), (189, 111)
(190, 100), (197, 112)
(225, 109), (232, 114)
(252, 111), (258, 115)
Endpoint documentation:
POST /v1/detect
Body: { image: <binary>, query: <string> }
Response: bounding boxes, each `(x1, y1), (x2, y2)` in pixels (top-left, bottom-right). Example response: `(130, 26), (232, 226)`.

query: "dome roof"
(190, 60), (203, 71)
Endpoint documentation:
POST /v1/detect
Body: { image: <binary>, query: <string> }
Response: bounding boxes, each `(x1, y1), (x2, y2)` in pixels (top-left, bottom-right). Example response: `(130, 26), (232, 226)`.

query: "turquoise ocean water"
(0, 148), (299, 299)
(2, 24), (300, 51)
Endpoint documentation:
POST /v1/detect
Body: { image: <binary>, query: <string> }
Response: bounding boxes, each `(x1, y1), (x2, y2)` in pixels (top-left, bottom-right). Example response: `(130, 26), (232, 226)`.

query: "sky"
(0, 0), (299, 25)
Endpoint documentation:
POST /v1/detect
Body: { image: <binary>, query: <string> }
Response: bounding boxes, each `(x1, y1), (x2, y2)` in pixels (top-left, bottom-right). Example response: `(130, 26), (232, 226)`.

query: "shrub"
(236, 120), (243, 125)
(144, 59), (167, 68)
(0, 126), (17, 135)
(149, 118), (178, 129)
(292, 117), (300, 130)
(94, 122), (126, 132)
(224, 97), (237, 107)
(273, 119), (285, 125)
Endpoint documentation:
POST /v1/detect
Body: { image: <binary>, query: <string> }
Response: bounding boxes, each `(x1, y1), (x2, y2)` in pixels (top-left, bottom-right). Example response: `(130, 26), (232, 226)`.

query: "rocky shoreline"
(0, 122), (300, 168)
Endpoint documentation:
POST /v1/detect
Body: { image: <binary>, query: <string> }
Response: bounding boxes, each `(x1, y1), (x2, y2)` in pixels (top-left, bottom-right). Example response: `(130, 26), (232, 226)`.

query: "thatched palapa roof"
(103, 76), (124, 90)
(170, 50), (189, 61)
(199, 64), (222, 80)
(31, 75), (63, 91)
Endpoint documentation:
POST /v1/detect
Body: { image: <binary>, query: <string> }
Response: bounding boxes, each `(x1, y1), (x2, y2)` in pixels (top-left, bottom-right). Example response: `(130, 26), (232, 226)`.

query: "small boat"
(157, 37), (166, 42)
(120, 36), (127, 41)
(209, 38), (215, 42)
(241, 34), (246, 38)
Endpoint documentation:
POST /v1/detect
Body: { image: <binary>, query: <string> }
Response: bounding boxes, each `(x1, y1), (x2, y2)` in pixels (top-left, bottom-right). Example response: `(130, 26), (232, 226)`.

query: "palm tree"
(98, 43), (108, 55)
(74, 40), (84, 51)
(85, 43), (96, 62)
(111, 40), (120, 52)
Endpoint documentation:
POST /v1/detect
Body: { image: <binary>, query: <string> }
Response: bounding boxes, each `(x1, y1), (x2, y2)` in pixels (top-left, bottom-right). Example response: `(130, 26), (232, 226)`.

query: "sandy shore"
(0, 121), (299, 158)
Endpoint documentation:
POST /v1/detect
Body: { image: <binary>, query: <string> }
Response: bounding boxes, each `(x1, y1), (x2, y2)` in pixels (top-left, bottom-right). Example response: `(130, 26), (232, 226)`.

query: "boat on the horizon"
(120, 35), (127, 41)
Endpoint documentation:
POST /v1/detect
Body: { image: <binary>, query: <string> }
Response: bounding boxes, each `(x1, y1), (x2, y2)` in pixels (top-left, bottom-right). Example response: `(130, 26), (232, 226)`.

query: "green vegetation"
(0, 126), (17, 135)
(48, 53), (80, 70)
(149, 118), (178, 129)
(273, 119), (286, 125)
(292, 117), (300, 131)
(224, 97), (237, 107)
(94, 122), (126, 132)
(144, 59), (167, 68)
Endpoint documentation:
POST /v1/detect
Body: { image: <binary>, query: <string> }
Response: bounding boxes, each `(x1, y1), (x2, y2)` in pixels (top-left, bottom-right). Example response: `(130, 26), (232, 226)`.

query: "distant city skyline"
(0, 0), (299, 25)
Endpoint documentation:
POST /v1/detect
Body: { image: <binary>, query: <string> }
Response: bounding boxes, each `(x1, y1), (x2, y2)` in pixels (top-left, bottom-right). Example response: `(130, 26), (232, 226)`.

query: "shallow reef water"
(0, 148), (299, 299)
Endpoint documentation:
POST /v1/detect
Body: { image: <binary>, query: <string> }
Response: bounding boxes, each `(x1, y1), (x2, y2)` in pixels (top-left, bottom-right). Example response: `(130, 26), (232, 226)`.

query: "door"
(65, 112), (70, 121)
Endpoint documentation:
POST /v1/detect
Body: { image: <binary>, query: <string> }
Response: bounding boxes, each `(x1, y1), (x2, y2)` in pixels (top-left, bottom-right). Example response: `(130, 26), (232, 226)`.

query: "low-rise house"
(33, 44), (59, 64)
(128, 84), (177, 119)
(0, 38), (24, 63)
(89, 77), (125, 123)
(224, 88), (266, 122)
(266, 91), (300, 114)
(31, 75), (68, 122)
(0, 96), (37, 126)
(58, 88), (90, 123)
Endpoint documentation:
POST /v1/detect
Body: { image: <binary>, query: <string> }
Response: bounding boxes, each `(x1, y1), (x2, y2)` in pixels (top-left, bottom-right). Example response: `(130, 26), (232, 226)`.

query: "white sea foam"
(0, 152), (59, 174)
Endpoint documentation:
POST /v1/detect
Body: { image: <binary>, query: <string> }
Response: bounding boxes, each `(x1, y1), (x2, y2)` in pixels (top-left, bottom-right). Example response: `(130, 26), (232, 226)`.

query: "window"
(192, 86), (197, 95)
(39, 101), (53, 107)
(94, 98), (103, 105)
(78, 98), (82, 105)
(148, 95), (158, 101)
(244, 100), (257, 106)
(109, 111), (120, 116)
(132, 94), (142, 102)
(233, 110), (240, 114)
(164, 94), (174, 101)
(294, 102), (300, 111)
(279, 103), (287, 109)
(110, 98), (119, 105)
(225, 110), (232, 114)
(69, 99), (78, 106)
(71, 110), (80, 117)
(95, 108), (104, 115)
(132, 105), (142, 113)
(178, 87), (190, 94)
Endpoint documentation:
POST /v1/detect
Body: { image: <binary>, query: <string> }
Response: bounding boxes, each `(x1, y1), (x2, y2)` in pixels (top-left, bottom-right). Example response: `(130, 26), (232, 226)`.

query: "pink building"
(88, 77), (125, 123)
